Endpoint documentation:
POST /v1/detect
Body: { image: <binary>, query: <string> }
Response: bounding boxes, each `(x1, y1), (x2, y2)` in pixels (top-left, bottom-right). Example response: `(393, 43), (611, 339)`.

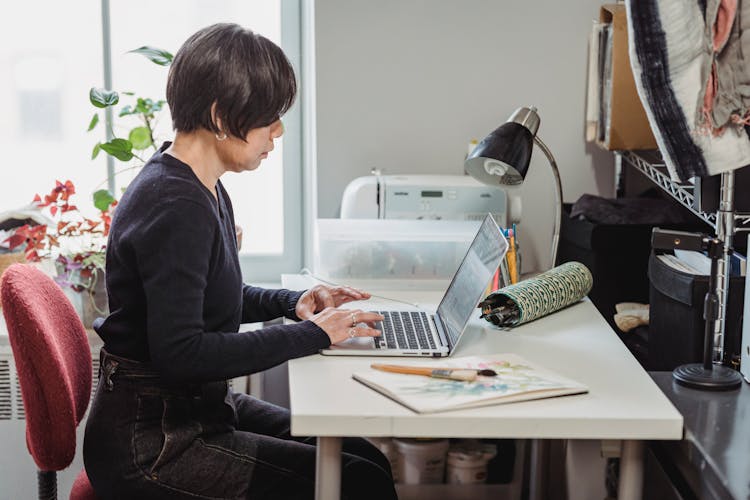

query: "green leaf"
(87, 113), (99, 131)
(89, 87), (119, 108)
(129, 126), (152, 150)
(93, 189), (117, 212)
(135, 97), (149, 114)
(121, 91), (135, 96)
(118, 105), (135, 117)
(100, 138), (133, 161)
(92, 143), (101, 160)
(128, 46), (173, 66)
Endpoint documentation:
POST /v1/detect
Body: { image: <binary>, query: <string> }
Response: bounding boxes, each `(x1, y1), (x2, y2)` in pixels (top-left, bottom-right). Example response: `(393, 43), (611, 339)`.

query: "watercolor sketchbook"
(352, 354), (588, 414)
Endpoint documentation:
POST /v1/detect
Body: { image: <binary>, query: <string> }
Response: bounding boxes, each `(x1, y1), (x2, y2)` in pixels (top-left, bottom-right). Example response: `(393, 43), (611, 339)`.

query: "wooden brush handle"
(370, 364), (477, 382)
(371, 364), (434, 376)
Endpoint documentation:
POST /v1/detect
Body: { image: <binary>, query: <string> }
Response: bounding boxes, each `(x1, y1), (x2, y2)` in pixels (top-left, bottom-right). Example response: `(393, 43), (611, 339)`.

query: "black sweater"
(94, 143), (330, 382)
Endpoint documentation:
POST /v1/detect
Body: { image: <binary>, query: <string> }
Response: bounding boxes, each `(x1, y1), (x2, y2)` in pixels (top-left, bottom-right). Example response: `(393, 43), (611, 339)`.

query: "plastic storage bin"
(648, 252), (744, 370)
(313, 219), (481, 284)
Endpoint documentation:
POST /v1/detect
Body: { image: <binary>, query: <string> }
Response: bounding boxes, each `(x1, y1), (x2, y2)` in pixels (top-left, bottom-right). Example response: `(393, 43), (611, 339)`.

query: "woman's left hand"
(295, 284), (371, 320)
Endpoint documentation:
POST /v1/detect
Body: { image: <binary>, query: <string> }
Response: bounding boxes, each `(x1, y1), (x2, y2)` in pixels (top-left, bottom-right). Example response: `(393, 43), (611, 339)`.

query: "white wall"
(314, 0), (614, 272)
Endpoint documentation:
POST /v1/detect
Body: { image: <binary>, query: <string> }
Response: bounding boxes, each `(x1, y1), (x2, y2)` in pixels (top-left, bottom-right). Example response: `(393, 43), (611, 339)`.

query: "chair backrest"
(0, 263), (92, 472)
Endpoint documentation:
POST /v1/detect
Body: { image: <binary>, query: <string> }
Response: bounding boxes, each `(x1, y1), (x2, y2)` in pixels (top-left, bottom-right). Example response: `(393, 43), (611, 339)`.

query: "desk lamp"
(465, 106), (562, 268)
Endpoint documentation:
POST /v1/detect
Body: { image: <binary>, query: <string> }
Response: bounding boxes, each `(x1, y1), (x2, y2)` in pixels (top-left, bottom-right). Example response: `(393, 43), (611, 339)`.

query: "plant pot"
(56, 264), (109, 329)
(81, 275), (109, 329)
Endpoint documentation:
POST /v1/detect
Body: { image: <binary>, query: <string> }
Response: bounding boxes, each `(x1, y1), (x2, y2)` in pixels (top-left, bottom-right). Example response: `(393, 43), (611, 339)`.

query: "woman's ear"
(210, 102), (223, 133)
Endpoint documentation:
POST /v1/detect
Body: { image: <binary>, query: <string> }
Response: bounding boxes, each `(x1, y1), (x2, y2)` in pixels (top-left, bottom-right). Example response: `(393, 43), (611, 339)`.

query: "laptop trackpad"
(328, 337), (376, 350)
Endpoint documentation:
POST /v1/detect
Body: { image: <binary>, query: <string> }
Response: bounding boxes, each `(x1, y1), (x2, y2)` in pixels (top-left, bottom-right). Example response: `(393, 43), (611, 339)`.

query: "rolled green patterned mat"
(479, 261), (593, 327)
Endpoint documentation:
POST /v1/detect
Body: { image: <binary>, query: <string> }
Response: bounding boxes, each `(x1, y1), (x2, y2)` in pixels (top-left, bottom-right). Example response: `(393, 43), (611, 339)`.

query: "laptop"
(321, 214), (508, 357)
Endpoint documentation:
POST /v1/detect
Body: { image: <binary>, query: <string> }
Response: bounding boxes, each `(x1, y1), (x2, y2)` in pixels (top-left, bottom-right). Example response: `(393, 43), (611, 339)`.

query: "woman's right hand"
(310, 307), (384, 345)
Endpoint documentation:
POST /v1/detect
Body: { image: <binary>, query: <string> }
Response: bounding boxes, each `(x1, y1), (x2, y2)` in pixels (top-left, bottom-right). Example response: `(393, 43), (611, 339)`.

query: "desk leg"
(617, 440), (644, 500)
(316, 436), (342, 500)
(529, 439), (548, 500)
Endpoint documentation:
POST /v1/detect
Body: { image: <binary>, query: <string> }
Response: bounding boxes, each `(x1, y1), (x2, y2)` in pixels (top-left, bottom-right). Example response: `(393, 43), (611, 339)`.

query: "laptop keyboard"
(374, 311), (437, 350)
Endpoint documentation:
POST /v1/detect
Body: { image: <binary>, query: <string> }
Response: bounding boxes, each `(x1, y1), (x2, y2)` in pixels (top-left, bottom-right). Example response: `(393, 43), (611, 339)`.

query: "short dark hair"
(167, 23), (297, 139)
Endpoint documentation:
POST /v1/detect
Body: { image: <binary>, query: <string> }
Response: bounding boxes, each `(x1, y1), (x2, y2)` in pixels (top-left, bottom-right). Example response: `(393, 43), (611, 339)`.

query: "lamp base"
(672, 363), (742, 390)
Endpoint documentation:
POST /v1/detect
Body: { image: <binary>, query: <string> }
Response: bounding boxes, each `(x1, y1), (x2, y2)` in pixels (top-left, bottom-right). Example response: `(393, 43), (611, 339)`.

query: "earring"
(215, 132), (228, 141)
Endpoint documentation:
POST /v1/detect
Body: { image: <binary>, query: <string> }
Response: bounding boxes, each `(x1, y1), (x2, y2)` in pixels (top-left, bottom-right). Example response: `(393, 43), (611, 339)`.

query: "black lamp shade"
(465, 122), (533, 186)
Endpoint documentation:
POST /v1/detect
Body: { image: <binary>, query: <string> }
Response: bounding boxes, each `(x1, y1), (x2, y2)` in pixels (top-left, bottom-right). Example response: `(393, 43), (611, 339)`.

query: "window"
(0, 3), (106, 217)
(0, 0), (302, 283)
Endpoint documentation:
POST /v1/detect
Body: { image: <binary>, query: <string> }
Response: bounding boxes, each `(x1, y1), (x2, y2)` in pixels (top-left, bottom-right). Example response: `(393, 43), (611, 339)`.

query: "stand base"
(672, 363), (742, 390)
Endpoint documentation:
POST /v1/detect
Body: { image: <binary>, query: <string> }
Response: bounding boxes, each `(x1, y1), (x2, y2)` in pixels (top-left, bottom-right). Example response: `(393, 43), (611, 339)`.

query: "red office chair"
(0, 263), (98, 500)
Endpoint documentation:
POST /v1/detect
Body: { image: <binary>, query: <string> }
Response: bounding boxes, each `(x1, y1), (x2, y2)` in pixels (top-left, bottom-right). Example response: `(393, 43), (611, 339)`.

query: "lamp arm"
(533, 136), (563, 268)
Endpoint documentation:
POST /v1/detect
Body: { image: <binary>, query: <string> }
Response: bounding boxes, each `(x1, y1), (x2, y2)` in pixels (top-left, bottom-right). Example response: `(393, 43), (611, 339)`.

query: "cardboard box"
(596, 4), (657, 151)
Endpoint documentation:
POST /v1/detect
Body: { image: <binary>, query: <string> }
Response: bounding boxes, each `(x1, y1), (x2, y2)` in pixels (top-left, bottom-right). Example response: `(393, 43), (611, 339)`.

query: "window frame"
(238, 0), (304, 283)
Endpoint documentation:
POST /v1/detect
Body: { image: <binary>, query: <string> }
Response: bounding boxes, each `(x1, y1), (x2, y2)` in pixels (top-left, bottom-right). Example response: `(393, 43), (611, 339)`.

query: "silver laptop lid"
(435, 214), (508, 349)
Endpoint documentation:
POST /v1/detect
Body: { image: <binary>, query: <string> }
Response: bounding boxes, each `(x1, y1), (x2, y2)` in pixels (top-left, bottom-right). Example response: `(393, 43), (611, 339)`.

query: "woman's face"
(218, 119), (284, 173)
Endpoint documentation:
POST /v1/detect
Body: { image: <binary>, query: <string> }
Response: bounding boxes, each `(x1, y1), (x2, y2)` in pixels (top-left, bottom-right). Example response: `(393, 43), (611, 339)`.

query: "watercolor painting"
(352, 354), (588, 413)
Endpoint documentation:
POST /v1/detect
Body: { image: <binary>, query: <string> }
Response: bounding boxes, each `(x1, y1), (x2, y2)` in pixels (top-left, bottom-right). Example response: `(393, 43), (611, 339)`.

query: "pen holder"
(480, 261), (593, 327)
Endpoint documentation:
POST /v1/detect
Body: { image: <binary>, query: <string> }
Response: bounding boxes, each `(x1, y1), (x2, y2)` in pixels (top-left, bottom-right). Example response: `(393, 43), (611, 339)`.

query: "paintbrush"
(370, 363), (497, 382)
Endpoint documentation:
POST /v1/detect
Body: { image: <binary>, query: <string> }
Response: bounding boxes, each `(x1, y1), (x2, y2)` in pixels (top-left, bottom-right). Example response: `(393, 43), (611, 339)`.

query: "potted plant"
(3, 180), (115, 325)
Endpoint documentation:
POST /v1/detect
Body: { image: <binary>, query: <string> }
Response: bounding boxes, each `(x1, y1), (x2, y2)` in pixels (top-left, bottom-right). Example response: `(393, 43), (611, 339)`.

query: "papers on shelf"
(658, 251), (747, 277)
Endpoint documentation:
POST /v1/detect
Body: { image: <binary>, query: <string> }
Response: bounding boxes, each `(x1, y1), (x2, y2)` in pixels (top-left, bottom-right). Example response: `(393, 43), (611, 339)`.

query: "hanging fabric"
(625, 0), (750, 182)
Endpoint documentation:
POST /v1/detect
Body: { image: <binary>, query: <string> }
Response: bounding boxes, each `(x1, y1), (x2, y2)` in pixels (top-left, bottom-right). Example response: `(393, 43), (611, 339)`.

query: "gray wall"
(314, 0), (614, 272)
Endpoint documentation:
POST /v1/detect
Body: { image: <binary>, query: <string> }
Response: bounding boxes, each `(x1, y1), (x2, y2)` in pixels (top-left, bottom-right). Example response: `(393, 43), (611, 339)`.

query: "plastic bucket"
(393, 438), (449, 484)
(446, 450), (492, 484)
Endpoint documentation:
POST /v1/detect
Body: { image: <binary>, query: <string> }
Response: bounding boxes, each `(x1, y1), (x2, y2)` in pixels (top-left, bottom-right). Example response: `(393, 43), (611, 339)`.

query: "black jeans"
(84, 349), (397, 500)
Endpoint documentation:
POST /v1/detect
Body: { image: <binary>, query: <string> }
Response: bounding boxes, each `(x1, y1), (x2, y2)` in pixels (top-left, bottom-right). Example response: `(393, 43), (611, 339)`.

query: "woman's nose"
(271, 119), (284, 138)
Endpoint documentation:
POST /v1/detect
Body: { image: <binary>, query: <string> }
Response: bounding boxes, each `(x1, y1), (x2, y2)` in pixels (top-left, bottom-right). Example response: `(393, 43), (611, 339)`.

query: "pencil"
(507, 229), (518, 284)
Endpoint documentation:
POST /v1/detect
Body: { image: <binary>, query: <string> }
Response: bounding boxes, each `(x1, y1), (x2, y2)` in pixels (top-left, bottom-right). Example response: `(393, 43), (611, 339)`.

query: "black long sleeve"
(241, 285), (304, 323)
(95, 144), (330, 383)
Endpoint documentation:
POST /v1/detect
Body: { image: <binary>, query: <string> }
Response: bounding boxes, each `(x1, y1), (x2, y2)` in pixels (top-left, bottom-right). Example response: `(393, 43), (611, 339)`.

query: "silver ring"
(351, 312), (357, 327)
(348, 327), (357, 338)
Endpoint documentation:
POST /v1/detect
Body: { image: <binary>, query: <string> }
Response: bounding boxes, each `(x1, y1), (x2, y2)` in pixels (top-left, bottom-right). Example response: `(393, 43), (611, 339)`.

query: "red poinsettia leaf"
(25, 249), (41, 262)
(32, 194), (42, 204)
(3, 233), (27, 250)
(50, 205), (58, 216)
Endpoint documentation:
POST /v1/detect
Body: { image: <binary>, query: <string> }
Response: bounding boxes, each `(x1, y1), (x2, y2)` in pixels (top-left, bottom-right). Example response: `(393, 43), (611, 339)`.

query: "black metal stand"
(37, 470), (57, 500)
(652, 229), (742, 390)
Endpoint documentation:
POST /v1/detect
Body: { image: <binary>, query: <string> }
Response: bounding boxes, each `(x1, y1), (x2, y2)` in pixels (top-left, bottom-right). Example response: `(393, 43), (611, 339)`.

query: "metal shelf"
(621, 150), (717, 227)
(621, 150), (750, 231)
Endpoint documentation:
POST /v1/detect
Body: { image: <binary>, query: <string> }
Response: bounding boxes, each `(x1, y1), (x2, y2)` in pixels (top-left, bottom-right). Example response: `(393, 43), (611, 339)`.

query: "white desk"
(282, 275), (683, 500)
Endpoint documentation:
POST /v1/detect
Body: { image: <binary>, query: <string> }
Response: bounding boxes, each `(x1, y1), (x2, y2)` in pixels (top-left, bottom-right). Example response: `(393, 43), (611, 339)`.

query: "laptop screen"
(435, 214), (508, 348)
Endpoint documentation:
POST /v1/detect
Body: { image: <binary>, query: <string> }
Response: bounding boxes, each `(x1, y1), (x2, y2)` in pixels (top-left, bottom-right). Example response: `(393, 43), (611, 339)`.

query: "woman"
(84, 23), (397, 500)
